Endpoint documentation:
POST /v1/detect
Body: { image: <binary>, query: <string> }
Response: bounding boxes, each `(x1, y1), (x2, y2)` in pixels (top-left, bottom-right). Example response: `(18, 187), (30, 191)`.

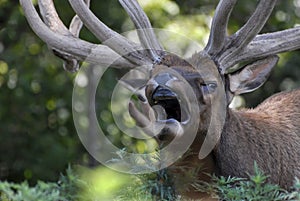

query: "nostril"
(152, 86), (177, 101)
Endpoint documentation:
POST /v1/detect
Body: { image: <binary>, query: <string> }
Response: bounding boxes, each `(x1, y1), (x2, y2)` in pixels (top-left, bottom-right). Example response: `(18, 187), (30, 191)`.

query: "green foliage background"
(0, 0), (299, 191)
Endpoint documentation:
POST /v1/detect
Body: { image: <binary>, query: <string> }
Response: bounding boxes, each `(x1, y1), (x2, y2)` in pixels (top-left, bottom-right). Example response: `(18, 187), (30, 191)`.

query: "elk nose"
(154, 73), (174, 85)
(152, 86), (177, 101)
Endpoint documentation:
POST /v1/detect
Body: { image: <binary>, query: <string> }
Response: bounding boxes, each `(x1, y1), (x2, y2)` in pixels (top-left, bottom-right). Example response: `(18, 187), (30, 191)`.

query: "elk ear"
(228, 56), (279, 95)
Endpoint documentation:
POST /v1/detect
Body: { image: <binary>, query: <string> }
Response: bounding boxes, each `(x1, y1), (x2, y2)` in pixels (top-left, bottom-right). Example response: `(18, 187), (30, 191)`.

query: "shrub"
(0, 164), (299, 201)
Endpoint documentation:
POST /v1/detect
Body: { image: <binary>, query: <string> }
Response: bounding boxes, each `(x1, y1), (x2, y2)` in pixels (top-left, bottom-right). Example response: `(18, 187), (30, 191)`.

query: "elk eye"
(200, 82), (217, 94)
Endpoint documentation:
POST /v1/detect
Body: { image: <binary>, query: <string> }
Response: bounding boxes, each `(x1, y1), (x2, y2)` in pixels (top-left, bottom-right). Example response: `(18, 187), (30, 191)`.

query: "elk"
(20, 0), (300, 199)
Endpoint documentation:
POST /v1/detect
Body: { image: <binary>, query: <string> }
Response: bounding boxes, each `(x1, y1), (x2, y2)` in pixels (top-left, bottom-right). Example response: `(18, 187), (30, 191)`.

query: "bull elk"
(20, 0), (300, 199)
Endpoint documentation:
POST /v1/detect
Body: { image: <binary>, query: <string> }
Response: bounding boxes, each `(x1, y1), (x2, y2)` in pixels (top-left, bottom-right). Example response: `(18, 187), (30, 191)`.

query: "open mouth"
(148, 85), (190, 140)
(151, 86), (184, 122)
(154, 98), (181, 121)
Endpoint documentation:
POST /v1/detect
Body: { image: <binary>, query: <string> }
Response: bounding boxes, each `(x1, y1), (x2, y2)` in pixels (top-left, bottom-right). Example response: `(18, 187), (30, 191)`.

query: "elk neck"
(214, 89), (300, 188)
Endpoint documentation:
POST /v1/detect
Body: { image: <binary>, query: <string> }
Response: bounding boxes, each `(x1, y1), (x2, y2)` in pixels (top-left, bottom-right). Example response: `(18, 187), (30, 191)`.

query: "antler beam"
(221, 26), (300, 70)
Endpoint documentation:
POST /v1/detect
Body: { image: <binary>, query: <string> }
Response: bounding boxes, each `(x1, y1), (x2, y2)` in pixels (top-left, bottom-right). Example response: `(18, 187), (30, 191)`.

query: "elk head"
(140, 51), (279, 156)
(141, 53), (226, 147)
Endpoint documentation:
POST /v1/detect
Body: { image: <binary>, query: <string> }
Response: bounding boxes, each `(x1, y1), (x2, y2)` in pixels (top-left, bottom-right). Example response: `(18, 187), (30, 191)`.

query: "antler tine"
(204, 0), (237, 56)
(38, 0), (69, 35)
(69, 0), (91, 37)
(20, 0), (135, 69)
(66, 0), (90, 71)
(119, 0), (164, 62)
(68, 0), (152, 65)
(218, 0), (278, 72)
(221, 26), (300, 69)
(38, 0), (87, 72)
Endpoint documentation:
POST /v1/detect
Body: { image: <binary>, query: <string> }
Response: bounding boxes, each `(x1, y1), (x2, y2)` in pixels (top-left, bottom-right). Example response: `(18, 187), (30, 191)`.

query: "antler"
(20, 0), (163, 71)
(119, 0), (164, 62)
(38, 0), (90, 71)
(204, 0), (237, 56)
(204, 0), (300, 73)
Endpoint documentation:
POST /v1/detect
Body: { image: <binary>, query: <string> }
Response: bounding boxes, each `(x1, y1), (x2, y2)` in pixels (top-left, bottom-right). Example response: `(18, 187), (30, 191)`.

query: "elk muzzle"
(145, 72), (194, 141)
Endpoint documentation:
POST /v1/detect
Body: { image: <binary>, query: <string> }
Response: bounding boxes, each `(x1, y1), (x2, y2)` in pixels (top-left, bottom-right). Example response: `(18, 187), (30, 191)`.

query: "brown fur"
(216, 89), (300, 189)
(169, 135), (217, 200)
(142, 54), (300, 199)
(168, 89), (300, 199)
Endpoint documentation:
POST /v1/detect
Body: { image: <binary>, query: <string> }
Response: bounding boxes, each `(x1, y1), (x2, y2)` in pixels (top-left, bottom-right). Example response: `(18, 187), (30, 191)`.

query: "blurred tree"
(0, 0), (130, 184)
(0, 1), (82, 183)
(0, 0), (299, 184)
